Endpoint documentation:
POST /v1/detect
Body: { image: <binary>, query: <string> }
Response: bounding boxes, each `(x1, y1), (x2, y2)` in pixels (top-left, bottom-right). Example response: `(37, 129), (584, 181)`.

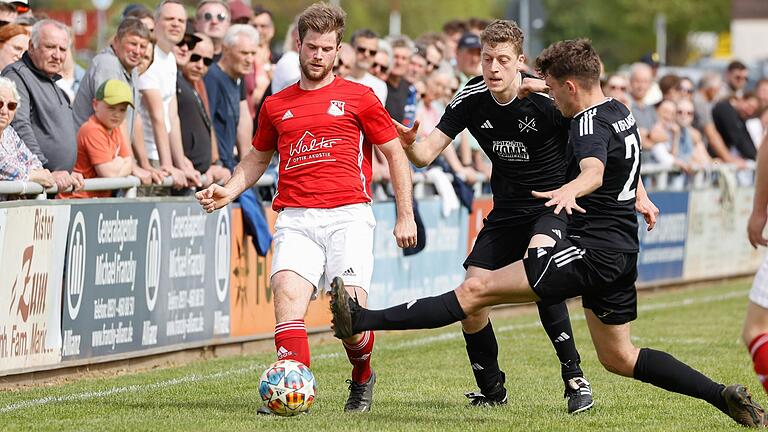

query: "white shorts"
(750, 256), (768, 308)
(270, 203), (376, 294)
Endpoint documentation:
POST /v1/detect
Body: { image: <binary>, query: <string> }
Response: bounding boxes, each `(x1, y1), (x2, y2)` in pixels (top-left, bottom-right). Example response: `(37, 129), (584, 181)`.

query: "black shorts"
(464, 210), (568, 270)
(523, 237), (638, 325)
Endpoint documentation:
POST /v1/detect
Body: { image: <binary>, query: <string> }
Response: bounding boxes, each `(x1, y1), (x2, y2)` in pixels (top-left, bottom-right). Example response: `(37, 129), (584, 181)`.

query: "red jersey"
(253, 76), (397, 210)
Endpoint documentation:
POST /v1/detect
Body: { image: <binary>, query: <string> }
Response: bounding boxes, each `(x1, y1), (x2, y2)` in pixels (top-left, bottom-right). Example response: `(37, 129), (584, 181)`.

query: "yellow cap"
(95, 79), (134, 107)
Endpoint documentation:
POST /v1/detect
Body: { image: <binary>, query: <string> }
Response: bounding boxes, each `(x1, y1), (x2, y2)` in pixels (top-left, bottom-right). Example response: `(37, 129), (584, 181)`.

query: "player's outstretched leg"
(537, 301), (593, 414)
(330, 276), (469, 338)
(586, 309), (767, 427)
(461, 311), (508, 407)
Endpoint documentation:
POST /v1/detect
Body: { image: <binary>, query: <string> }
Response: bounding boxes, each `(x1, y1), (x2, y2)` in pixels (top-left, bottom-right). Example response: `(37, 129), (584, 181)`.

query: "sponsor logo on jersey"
(282, 110), (294, 120)
(519, 116), (537, 132)
(285, 130), (340, 170)
(327, 100), (345, 116)
(480, 120), (493, 129)
(492, 140), (530, 162)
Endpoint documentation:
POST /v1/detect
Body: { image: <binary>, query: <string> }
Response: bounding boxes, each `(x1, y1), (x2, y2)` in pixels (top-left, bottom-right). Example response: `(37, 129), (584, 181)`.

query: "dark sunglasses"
(426, 60), (438, 70)
(372, 62), (389, 74)
(356, 46), (377, 56)
(203, 12), (228, 22)
(0, 100), (18, 111)
(190, 53), (214, 66)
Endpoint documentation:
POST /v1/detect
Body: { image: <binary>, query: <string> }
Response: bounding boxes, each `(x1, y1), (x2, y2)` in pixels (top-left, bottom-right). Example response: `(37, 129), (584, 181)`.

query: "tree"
(540, 0), (730, 71)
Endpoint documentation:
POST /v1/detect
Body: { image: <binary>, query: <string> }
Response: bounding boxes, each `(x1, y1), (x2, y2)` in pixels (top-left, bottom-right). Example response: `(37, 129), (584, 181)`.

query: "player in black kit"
(387, 20), (592, 413)
(331, 38), (767, 427)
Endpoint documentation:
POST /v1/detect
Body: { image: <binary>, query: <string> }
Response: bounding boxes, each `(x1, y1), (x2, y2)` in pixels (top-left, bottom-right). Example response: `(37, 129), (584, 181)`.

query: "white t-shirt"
(346, 72), (388, 105)
(271, 51), (300, 94)
(138, 46), (177, 161)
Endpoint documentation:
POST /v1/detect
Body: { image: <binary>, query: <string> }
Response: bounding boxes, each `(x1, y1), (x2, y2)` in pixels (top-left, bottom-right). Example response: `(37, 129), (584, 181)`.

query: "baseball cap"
(0, 0), (29, 14)
(177, 21), (203, 49)
(229, 0), (253, 24)
(458, 32), (481, 50)
(95, 79), (134, 107)
(640, 52), (661, 68)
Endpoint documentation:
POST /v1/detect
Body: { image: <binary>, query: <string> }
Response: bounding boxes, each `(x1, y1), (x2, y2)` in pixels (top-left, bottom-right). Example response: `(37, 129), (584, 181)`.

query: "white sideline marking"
(0, 289), (747, 413)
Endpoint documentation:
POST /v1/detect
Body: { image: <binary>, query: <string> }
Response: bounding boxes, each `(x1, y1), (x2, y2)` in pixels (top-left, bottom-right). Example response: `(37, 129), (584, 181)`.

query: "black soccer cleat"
(564, 377), (594, 414)
(465, 390), (508, 407)
(722, 384), (768, 427)
(465, 372), (508, 407)
(345, 371), (376, 412)
(330, 276), (358, 339)
(256, 405), (274, 416)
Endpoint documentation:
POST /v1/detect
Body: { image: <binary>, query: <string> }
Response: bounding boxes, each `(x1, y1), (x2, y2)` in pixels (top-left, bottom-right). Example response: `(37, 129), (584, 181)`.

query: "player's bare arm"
(378, 139), (418, 249)
(635, 179), (659, 231)
(531, 157), (604, 215)
(196, 148), (275, 213)
(749, 137), (768, 248)
(394, 120), (453, 167)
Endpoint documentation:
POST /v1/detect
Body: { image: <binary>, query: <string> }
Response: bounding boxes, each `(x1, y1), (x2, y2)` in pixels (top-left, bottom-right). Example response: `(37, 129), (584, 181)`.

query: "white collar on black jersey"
(489, 72), (523, 107)
(573, 97), (613, 118)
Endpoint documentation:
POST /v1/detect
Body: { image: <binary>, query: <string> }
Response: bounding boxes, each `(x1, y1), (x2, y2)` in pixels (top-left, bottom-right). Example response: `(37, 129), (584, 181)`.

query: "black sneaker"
(564, 377), (594, 414)
(345, 371), (376, 412)
(330, 276), (358, 339)
(722, 384), (768, 427)
(465, 373), (508, 407)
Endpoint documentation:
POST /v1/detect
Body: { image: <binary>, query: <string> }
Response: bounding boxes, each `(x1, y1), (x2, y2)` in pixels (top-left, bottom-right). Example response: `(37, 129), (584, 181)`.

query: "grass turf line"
(0, 279), (760, 431)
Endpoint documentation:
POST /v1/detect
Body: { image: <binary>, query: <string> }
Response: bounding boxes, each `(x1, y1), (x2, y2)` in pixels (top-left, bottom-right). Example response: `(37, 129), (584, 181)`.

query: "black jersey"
(437, 75), (569, 220)
(567, 99), (641, 252)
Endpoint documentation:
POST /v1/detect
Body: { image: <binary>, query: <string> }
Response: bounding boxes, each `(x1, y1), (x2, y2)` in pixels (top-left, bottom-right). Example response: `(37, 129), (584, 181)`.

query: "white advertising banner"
(0, 205), (70, 373)
(683, 187), (765, 280)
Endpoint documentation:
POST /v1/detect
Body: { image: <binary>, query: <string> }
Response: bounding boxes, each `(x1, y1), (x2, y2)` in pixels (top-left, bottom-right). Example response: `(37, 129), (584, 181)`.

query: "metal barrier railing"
(0, 163), (755, 200)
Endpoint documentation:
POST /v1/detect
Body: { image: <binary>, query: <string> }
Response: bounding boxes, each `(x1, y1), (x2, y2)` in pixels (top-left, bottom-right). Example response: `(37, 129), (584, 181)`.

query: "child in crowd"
(62, 79), (133, 198)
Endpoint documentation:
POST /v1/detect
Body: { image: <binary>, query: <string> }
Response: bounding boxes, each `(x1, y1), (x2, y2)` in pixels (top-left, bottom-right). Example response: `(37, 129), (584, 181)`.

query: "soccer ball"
(258, 359), (317, 416)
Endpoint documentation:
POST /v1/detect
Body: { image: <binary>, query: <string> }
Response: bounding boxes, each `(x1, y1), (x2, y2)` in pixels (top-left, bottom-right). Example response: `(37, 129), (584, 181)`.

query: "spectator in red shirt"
(64, 80), (134, 198)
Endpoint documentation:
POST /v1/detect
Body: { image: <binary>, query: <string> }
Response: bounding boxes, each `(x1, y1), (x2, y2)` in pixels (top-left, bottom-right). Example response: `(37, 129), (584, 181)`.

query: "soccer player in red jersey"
(196, 2), (417, 413)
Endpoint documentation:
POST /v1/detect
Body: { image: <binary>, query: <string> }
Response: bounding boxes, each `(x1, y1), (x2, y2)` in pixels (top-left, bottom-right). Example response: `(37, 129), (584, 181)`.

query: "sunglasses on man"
(190, 53), (214, 66)
(203, 12), (228, 23)
(356, 46), (377, 57)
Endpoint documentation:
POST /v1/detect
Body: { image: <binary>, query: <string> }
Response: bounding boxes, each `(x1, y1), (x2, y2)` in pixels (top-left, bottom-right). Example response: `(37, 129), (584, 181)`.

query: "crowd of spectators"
(0, 1), (765, 200)
(615, 57), (767, 187)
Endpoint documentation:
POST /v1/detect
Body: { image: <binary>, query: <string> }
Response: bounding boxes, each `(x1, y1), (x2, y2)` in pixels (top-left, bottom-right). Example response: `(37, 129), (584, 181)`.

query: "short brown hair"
(480, 19), (523, 55)
(535, 39), (601, 88)
(297, 2), (346, 45)
(0, 23), (28, 44)
(116, 17), (151, 42)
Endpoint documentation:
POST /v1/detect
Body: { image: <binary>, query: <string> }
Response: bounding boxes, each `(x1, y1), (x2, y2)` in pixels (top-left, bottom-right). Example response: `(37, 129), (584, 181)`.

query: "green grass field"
(0, 279), (762, 431)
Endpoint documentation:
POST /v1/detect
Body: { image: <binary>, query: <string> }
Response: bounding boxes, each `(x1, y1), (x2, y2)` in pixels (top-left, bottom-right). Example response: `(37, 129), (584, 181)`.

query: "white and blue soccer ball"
(258, 359), (317, 416)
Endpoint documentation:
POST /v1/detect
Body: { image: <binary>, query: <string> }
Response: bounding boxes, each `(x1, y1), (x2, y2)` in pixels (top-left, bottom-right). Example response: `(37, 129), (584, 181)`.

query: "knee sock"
(463, 320), (504, 395)
(537, 302), (583, 382)
(274, 319), (310, 367)
(354, 291), (467, 332)
(343, 331), (375, 384)
(633, 347), (727, 414)
(748, 333), (768, 395)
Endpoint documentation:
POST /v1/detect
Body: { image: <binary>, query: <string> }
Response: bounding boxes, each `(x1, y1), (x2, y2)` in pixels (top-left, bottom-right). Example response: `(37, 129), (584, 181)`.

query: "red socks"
(343, 330), (375, 383)
(749, 333), (768, 395)
(274, 319), (310, 367)
(275, 321), (374, 384)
